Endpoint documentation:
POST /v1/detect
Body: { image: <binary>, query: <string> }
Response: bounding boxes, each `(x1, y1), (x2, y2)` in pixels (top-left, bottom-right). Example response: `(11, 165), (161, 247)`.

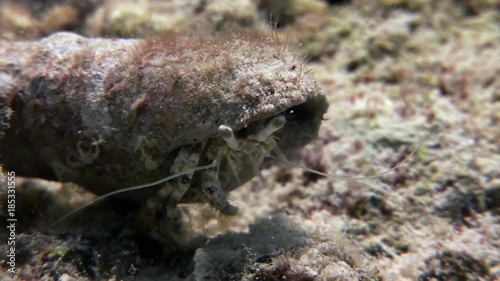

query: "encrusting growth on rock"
(0, 31), (328, 223)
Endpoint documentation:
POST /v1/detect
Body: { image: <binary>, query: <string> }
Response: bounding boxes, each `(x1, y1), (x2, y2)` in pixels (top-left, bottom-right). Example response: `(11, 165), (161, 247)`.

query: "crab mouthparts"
(183, 114), (286, 215)
(177, 95), (328, 216)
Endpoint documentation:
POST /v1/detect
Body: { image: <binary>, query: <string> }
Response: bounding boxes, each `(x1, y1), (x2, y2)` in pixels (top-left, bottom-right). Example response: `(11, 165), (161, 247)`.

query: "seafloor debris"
(85, 0), (261, 37)
(0, 0), (103, 40)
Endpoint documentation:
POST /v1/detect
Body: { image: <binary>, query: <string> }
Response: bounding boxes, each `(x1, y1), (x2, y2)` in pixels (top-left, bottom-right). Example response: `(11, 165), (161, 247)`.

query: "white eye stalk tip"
(256, 115), (286, 142)
(218, 125), (240, 150)
(271, 115), (286, 130)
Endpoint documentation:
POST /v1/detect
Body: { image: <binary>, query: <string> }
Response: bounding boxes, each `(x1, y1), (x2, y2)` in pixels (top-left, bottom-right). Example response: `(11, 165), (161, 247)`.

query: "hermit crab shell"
(0, 32), (327, 199)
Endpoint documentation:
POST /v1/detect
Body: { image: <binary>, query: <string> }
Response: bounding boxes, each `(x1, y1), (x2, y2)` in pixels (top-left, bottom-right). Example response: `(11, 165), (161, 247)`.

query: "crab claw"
(203, 181), (238, 216)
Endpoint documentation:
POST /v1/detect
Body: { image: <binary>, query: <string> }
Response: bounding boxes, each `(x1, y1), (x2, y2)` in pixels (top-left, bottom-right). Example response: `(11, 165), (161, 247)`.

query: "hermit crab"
(0, 31), (328, 230)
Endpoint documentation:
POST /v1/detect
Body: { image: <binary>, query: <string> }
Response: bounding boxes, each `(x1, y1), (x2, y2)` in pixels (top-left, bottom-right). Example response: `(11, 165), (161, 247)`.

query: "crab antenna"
(270, 138), (420, 181)
(49, 160), (217, 228)
(256, 115), (286, 142)
(218, 125), (240, 150)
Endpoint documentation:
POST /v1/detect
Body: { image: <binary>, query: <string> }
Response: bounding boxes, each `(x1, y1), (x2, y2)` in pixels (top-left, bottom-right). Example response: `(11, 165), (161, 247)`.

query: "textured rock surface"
(0, 31), (326, 198)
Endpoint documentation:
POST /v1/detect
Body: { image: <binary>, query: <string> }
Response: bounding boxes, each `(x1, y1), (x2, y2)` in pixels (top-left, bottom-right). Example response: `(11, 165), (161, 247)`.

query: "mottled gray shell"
(0, 32), (327, 198)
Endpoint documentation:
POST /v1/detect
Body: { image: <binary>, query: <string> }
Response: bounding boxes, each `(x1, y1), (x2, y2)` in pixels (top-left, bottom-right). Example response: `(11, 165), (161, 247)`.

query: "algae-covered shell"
(0, 31), (327, 199)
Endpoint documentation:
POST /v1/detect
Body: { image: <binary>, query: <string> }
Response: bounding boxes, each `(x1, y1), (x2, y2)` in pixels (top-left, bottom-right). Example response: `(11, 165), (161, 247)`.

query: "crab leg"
(145, 145), (202, 228)
(200, 161), (239, 216)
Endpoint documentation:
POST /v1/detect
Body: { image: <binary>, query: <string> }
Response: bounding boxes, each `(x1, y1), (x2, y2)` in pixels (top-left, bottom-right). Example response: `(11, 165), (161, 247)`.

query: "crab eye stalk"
(218, 125), (240, 150)
(255, 115), (286, 142)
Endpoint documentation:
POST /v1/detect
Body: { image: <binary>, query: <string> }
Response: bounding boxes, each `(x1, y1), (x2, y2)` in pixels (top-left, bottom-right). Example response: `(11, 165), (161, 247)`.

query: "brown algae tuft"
(0, 31), (327, 222)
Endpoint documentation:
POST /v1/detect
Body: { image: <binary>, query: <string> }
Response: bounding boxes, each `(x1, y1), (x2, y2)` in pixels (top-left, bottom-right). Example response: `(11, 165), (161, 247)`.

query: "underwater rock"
(0, 31), (327, 210)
